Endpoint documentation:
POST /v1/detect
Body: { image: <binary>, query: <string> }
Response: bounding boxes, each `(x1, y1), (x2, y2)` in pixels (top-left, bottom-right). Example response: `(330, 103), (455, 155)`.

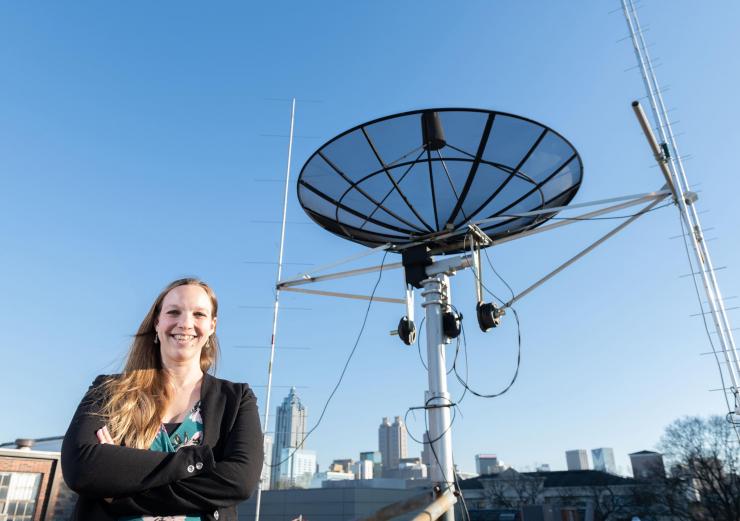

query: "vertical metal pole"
(421, 272), (455, 521)
(622, 1), (740, 406)
(254, 98), (296, 521)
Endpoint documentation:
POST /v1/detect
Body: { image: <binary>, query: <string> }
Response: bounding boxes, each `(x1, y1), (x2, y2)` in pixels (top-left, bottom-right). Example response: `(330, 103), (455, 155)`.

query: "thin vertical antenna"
(622, 1), (740, 411)
(254, 97), (296, 521)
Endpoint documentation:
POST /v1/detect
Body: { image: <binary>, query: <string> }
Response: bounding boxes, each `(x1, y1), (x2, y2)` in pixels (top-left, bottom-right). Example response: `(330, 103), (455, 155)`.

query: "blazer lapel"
(200, 372), (224, 448)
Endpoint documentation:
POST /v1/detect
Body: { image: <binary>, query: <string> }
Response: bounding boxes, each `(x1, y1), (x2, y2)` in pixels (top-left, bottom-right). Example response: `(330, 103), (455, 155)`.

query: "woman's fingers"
(96, 426), (114, 444)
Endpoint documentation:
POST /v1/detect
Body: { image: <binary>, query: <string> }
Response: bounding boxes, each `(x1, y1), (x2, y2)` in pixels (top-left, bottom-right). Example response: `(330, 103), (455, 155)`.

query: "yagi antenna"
(623, 0), (740, 420)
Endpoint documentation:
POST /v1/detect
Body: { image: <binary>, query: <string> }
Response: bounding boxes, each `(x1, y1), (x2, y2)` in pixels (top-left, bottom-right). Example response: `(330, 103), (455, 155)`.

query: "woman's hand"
(96, 426), (114, 445)
(96, 426), (115, 502)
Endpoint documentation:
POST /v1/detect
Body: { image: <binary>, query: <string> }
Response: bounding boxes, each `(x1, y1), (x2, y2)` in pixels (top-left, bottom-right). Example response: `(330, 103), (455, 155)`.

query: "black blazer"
(62, 373), (264, 521)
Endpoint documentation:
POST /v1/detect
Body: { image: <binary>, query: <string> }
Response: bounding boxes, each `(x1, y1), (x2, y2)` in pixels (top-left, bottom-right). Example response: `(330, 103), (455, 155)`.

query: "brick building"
(0, 447), (76, 521)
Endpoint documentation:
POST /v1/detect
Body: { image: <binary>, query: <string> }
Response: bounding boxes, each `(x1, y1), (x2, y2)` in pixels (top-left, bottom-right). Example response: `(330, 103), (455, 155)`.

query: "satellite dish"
(292, 107), (587, 521)
(298, 108), (583, 253)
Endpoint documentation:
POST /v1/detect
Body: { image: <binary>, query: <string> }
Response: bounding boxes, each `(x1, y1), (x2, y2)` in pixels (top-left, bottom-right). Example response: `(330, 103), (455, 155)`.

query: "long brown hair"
(98, 278), (219, 449)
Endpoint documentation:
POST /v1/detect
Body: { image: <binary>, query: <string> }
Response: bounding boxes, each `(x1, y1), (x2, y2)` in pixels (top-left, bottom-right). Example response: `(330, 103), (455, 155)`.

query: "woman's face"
(155, 284), (217, 367)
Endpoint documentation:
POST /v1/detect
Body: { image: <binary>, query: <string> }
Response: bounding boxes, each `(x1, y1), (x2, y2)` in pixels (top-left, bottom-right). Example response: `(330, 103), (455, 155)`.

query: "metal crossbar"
(277, 190), (672, 309)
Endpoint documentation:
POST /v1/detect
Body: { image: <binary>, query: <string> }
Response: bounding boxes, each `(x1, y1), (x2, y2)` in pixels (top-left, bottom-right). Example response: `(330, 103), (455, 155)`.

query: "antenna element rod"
(255, 98), (296, 521)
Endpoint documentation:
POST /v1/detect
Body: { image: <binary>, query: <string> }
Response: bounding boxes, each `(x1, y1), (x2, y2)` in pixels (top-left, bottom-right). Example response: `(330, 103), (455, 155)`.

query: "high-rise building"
(331, 459), (354, 474)
(271, 387), (308, 488)
(277, 448), (316, 488)
(629, 450), (665, 479)
(360, 451), (383, 479)
(353, 459), (373, 479)
(378, 416), (407, 475)
(475, 454), (504, 475)
(591, 447), (617, 474)
(565, 450), (589, 470)
(421, 432), (432, 471)
(378, 417), (391, 473)
(261, 435), (273, 490)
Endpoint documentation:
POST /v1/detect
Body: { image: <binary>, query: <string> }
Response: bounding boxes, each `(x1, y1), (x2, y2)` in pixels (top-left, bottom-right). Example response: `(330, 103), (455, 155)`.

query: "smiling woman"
(61, 278), (263, 521)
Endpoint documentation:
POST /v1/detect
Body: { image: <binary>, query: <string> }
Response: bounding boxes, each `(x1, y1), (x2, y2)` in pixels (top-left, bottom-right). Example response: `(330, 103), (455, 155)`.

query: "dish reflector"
(298, 108), (582, 254)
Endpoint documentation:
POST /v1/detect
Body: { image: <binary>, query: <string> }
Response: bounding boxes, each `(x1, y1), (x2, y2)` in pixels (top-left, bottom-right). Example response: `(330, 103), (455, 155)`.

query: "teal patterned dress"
(120, 401), (204, 521)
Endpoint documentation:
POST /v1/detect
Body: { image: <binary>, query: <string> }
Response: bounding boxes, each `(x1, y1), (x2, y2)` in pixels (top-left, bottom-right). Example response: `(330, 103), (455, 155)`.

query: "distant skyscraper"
(421, 432), (432, 470)
(378, 417), (391, 472)
(271, 387), (308, 488)
(378, 416), (408, 475)
(353, 459), (373, 479)
(475, 454), (503, 475)
(331, 459), (354, 474)
(359, 451), (382, 463)
(592, 447), (617, 474)
(629, 450), (666, 479)
(565, 449), (589, 470)
(277, 448), (316, 488)
(360, 451), (383, 479)
(261, 434), (273, 490)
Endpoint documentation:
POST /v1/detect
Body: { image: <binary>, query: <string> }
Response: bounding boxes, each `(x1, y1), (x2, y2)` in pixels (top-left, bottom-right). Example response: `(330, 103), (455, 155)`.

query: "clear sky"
(2, 1), (739, 476)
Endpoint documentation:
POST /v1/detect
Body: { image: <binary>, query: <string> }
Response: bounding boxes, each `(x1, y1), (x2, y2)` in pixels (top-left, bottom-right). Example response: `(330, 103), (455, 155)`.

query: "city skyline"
(260, 392), (641, 479)
(0, 405), (671, 483)
(0, 392), (698, 478)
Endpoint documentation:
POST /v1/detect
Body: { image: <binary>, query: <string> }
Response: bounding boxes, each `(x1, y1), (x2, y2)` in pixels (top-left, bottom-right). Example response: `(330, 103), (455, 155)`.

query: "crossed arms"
(61, 375), (264, 517)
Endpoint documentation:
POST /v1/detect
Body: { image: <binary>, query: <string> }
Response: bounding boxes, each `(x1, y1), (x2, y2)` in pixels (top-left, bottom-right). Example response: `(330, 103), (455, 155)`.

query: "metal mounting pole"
(421, 274), (455, 521)
(420, 254), (473, 521)
(254, 98), (296, 521)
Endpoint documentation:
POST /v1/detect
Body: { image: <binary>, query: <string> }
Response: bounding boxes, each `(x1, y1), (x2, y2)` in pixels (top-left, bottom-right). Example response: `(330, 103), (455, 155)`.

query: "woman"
(62, 278), (263, 521)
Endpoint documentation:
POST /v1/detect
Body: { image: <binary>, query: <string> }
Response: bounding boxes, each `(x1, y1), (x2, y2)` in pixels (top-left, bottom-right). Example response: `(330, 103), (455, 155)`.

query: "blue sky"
(2, 1), (740, 475)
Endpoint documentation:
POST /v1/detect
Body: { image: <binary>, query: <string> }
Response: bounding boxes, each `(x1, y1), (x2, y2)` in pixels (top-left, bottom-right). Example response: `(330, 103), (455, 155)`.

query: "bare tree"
(628, 476), (692, 521)
(550, 482), (638, 521)
(481, 470), (544, 508)
(659, 415), (740, 521)
(585, 484), (624, 521)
